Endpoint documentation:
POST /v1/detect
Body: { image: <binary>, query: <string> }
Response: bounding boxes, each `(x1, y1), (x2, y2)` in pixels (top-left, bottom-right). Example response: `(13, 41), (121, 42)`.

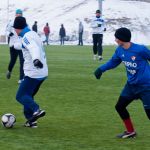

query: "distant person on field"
(59, 24), (66, 45)
(94, 27), (150, 139)
(5, 9), (24, 84)
(43, 23), (50, 45)
(91, 10), (106, 61)
(78, 21), (84, 46)
(32, 21), (38, 33)
(14, 16), (48, 128)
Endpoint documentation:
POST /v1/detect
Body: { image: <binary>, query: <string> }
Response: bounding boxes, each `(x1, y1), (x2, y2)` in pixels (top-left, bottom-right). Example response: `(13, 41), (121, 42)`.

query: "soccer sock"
(123, 118), (134, 132)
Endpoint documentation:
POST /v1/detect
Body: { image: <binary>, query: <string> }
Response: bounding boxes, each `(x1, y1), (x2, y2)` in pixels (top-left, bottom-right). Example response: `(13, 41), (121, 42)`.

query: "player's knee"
(115, 104), (125, 115)
(145, 109), (150, 120)
(115, 103), (121, 112)
(115, 96), (131, 120)
(16, 93), (26, 103)
(115, 96), (129, 114)
(16, 93), (22, 102)
(115, 96), (125, 112)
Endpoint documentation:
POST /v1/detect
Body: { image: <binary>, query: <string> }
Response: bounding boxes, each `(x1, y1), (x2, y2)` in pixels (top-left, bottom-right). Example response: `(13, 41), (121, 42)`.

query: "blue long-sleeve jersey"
(99, 43), (150, 85)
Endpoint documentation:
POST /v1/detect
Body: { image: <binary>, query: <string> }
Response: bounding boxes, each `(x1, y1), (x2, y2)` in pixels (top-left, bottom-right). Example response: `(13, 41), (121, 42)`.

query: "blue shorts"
(121, 83), (150, 109)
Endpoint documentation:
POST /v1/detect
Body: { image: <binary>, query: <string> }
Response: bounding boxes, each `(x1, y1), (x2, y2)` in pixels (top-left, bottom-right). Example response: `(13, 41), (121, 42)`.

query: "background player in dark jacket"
(94, 27), (150, 138)
(32, 21), (38, 33)
(78, 21), (84, 46)
(59, 24), (66, 45)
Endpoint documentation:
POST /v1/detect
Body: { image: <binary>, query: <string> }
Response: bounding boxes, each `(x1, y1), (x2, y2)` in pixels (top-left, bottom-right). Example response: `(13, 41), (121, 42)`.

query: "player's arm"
(102, 18), (106, 31)
(140, 45), (150, 61)
(94, 52), (122, 79)
(5, 21), (14, 37)
(23, 36), (43, 69)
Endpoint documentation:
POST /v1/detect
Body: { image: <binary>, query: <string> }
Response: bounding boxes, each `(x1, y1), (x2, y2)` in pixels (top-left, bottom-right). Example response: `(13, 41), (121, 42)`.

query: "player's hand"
(94, 68), (102, 79)
(33, 59), (43, 69)
(97, 24), (101, 27)
(9, 32), (14, 37)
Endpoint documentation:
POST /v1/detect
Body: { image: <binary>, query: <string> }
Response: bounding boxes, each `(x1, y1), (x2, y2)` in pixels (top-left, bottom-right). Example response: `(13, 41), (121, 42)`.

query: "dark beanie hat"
(114, 27), (131, 42)
(96, 10), (101, 14)
(13, 16), (27, 29)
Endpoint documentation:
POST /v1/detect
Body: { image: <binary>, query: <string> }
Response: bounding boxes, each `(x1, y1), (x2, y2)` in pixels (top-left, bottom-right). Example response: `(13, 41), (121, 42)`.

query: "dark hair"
(96, 10), (101, 14)
(13, 16), (27, 29)
(115, 27), (131, 42)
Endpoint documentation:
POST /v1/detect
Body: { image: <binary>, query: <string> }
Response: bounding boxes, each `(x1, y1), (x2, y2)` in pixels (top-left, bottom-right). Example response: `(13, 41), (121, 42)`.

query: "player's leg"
(16, 76), (45, 124)
(115, 83), (137, 138)
(23, 106), (38, 128)
(140, 89), (150, 120)
(81, 33), (83, 45)
(18, 50), (24, 83)
(16, 76), (40, 114)
(62, 37), (65, 45)
(60, 37), (62, 45)
(78, 33), (81, 45)
(6, 47), (18, 79)
(46, 35), (48, 45)
(92, 34), (98, 60)
(32, 79), (44, 98)
(97, 34), (103, 60)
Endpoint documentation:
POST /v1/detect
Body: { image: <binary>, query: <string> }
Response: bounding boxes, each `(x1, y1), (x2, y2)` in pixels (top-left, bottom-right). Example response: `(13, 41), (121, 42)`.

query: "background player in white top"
(91, 10), (106, 61)
(5, 9), (24, 83)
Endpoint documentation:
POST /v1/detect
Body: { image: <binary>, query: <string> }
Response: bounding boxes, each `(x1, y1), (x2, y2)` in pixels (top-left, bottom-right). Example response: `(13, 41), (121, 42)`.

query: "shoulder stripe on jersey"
(23, 37), (30, 45)
(22, 44), (25, 49)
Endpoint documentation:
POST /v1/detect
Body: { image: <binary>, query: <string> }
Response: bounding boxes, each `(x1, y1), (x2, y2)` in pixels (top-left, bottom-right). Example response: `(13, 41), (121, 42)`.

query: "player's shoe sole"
(117, 131), (137, 139)
(24, 121), (37, 128)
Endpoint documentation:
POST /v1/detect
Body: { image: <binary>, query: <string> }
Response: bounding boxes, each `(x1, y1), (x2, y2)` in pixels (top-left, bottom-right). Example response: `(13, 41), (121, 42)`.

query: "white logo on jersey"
(121, 54), (125, 58)
(131, 56), (136, 61)
(127, 68), (136, 75)
(122, 61), (137, 68)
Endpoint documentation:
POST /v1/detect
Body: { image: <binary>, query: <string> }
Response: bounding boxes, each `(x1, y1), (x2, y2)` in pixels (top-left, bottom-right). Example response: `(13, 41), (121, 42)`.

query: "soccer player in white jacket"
(91, 10), (106, 61)
(5, 9), (24, 83)
(14, 16), (48, 128)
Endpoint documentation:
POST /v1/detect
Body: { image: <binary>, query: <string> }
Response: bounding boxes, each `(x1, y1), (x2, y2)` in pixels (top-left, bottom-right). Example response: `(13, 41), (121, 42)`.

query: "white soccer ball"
(1, 113), (16, 128)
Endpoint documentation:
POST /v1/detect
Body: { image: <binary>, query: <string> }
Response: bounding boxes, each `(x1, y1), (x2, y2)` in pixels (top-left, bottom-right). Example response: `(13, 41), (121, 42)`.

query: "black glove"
(9, 32), (14, 37)
(98, 24), (101, 27)
(104, 28), (106, 31)
(94, 68), (102, 79)
(33, 59), (43, 69)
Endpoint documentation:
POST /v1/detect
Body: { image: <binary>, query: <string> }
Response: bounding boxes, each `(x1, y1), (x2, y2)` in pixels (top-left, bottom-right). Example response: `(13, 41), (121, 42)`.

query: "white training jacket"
(90, 16), (106, 34)
(20, 27), (48, 78)
(6, 20), (22, 49)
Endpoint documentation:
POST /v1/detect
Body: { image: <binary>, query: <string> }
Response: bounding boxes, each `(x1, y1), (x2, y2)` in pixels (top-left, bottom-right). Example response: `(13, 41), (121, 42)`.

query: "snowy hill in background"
(1, 0), (150, 45)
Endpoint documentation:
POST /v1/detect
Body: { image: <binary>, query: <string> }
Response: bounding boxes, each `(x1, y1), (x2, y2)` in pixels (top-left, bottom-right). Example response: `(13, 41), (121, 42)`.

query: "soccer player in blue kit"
(94, 27), (150, 138)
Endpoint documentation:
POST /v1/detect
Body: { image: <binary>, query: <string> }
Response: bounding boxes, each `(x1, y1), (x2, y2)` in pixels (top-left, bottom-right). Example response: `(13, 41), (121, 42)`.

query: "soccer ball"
(1, 113), (16, 128)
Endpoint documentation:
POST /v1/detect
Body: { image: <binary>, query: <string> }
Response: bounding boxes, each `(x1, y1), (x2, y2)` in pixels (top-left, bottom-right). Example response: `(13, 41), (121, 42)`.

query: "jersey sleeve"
(5, 21), (13, 36)
(140, 45), (150, 61)
(22, 35), (41, 61)
(102, 18), (106, 29)
(99, 51), (122, 72)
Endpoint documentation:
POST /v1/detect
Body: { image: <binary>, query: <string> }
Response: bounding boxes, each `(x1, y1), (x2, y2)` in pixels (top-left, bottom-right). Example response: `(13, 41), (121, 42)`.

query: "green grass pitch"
(0, 44), (150, 150)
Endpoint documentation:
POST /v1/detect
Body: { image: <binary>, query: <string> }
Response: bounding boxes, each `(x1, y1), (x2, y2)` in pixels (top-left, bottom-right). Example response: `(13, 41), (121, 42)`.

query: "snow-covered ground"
(0, 0), (150, 45)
